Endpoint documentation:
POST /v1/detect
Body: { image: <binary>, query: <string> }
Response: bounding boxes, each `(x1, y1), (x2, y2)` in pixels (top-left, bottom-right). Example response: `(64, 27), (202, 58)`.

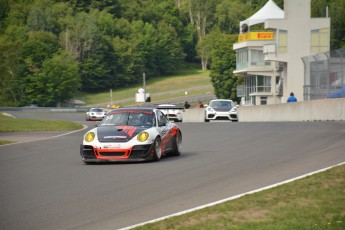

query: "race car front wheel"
(152, 137), (162, 161)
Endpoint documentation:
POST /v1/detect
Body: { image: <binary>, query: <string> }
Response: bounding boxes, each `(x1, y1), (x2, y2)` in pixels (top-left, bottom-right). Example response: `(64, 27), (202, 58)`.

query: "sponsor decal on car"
(103, 144), (121, 149)
(104, 135), (127, 139)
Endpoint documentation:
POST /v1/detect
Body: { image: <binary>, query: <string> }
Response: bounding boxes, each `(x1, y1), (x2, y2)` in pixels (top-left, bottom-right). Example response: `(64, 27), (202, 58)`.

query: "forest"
(0, 0), (344, 106)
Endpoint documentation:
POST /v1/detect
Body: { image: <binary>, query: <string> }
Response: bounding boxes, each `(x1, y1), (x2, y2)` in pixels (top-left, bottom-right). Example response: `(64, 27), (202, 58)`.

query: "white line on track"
(120, 161), (345, 230)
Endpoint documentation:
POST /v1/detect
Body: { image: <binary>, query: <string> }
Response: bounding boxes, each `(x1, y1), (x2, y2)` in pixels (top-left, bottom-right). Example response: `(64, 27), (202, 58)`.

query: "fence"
(302, 48), (345, 100)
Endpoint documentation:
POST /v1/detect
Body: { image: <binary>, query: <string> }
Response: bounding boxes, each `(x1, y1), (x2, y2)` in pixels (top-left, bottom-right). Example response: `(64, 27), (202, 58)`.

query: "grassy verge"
(0, 114), (83, 132)
(78, 69), (212, 106)
(0, 140), (15, 145)
(0, 113), (83, 144)
(135, 164), (345, 230)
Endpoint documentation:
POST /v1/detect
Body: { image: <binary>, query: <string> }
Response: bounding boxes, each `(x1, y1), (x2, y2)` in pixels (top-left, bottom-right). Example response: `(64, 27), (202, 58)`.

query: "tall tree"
(177, 0), (220, 70)
(0, 0), (10, 33)
(215, 0), (250, 34)
(79, 36), (119, 92)
(0, 25), (27, 106)
(23, 51), (80, 106)
(21, 31), (60, 69)
(129, 20), (157, 78)
(155, 21), (185, 74)
(9, 31), (60, 106)
(62, 11), (99, 61)
(329, 0), (345, 49)
(26, 0), (60, 33)
(210, 31), (242, 102)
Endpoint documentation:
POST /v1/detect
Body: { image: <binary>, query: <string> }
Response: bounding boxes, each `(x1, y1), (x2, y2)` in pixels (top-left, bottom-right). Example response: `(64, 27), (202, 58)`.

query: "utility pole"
(143, 73), (146, 102)
(110, 88), (112, 107)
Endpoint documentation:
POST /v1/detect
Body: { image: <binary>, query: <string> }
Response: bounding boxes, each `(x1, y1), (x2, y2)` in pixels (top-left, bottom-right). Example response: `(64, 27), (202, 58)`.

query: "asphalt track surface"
(1, 112), (345, 230)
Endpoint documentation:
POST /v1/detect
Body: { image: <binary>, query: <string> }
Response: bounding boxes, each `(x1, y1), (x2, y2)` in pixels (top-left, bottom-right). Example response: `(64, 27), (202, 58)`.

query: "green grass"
(0, 140), (15, 145)
(78, 69), (212, 106)
(135, 164), (345, 229)
(0, 113), (83, 132)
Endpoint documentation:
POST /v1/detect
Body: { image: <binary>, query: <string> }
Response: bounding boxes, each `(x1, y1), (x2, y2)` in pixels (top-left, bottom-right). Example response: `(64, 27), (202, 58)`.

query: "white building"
(233, 0), (330, 105)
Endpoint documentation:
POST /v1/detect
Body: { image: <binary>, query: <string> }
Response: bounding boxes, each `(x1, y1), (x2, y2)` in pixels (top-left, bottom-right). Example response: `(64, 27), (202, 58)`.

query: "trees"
(0, 0), (344, 106)
(209, 32), (242, 103)
(0, 25), (27, 106)
(183, 0), (220, 70)
(10, 31), (60, 106)
(328, 0), (345, 49)
(215, 0), (250, 34)
(62, 11), (99, 62)
(79, 36), (118, 92)
(23, 52), (80, 107)
(155, 21), (185, 75)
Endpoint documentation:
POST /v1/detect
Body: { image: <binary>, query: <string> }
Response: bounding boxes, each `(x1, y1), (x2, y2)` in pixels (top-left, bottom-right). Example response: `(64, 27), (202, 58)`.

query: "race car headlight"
(85, 132), (95, 142)
(137, 132), (149, 142)
(207, 107), (215, 112)
(230, 107), (237, 112)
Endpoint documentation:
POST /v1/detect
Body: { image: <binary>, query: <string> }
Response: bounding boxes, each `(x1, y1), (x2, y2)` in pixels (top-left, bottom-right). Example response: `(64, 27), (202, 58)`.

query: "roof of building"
(240, 0), (284, 32)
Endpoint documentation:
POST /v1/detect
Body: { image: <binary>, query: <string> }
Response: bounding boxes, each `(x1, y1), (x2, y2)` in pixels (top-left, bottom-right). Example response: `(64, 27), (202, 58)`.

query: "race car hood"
(97, 126), (147, 143)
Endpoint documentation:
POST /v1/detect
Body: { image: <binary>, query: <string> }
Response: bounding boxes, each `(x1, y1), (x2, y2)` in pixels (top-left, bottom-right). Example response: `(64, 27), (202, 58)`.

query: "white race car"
(80, 107), (182, 163)
(85, 108), (106, 121)
(157, 104), (184, 122)
(205, 99), (238, 122)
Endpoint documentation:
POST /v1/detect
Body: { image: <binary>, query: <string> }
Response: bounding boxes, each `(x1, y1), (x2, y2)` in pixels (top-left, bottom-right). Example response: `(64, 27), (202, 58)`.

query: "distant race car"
(85, 108), (106, 121)
(205, 99), (238, 122)
(157, 104), (184, 122)
(80, 107), (182, 163)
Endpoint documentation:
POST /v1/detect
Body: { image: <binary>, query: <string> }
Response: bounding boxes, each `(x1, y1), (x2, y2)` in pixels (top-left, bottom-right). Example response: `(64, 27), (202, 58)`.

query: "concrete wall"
(2, 98), (344, 122)
(238, 98), (345, 122)
(183, 108), (205, 122)
(181, 98), (345, 122)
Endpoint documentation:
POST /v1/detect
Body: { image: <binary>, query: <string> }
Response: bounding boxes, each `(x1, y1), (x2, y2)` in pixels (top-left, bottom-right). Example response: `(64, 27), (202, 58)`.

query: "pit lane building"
(233, 0), (330, 105)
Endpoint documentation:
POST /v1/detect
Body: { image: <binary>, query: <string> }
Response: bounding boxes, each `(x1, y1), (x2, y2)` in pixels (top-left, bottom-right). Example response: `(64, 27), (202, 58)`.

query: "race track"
(1, 112), (344, 230)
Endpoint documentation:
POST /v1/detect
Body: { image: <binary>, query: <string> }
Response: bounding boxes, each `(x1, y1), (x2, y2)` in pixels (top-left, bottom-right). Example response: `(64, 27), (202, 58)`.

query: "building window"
(245, 75), (271, 93)
(311, 28), (329, 53)
(278, 30), (287, 53)
(244, 75), (271, 104)
(236, 49), (248, 69)
(236, 48), (271, 70)
(257, 75), (271, 92)
(260, 96), (267, 105)
(250, 50), (265, 66)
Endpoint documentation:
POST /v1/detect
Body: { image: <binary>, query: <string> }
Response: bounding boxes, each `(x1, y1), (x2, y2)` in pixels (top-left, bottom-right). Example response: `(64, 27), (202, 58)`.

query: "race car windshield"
(210, 101), (233, 109)
(101, 112), (155, 127)
(90, 108), (104, 112)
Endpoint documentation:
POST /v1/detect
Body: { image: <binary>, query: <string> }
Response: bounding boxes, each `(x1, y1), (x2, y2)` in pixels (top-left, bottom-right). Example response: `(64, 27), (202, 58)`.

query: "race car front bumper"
(206, 111), (231, 120)
(206, 111), (238, 121)
(80, 143), (155, 162)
